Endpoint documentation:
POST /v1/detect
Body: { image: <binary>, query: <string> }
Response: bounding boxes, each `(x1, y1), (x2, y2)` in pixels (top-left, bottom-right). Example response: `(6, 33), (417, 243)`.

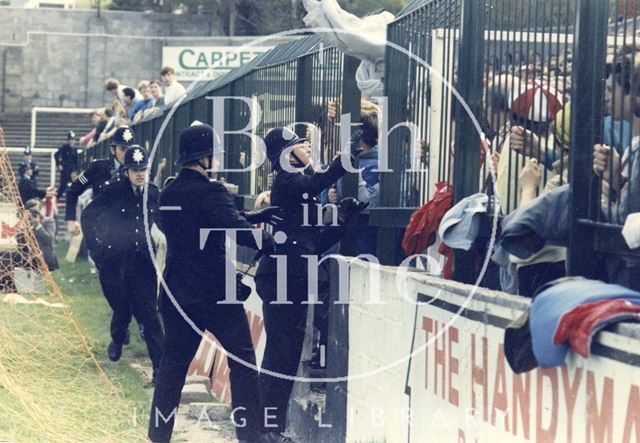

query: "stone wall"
(0, 7), (259, 112)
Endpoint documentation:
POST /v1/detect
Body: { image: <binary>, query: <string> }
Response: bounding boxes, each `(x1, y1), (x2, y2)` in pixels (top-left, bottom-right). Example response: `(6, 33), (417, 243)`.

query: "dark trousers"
(255, 273), (308, 433)
(148, 298), (261, 442)
(57, 167), (73, 197)
(518, 261), (566, 298)
(96, 251), (163, 369)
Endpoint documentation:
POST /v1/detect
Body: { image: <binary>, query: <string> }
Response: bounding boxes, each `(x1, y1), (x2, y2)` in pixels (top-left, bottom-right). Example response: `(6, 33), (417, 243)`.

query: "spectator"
(54, 131), (78, 198)
(494, 83), (562, 213)
(142, 80), (165, 119)
(149, 80), (165, 107)
(161, 66), (186, 105)
(131, 81), (153, 124)
(18, 164), (45, 204)
(593, 48), (640, 291)
(91, 109), (109, 147)
(321, 102), (381, 255)
(25, 198), (55, 239)
(152, 157), (168, 189)
(28, 208), (58, 271)
(99, 101), (129, 142)
(104, 78), (141, 105)
(122, 87), (139, 123)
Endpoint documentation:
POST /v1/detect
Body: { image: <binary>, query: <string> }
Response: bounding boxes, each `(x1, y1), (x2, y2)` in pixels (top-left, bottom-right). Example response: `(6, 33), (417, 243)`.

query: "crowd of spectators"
(79, 66), (185, 150)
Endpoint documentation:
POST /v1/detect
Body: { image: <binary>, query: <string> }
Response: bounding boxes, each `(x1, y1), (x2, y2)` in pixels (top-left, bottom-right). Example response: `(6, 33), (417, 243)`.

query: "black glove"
(242, 206), (283, 225)
(260, 230), (276, 256)
(337, 197), (369, 223)
(235, 273), (252, 302)
(350, 129), (364, 158)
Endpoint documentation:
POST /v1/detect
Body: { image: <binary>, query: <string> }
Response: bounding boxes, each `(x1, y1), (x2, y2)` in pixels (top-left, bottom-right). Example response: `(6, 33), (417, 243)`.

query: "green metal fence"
(84, 0), (639, 275)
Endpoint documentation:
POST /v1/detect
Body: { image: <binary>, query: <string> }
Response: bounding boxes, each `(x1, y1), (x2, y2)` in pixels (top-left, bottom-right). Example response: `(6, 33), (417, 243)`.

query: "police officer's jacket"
(18, 176), (45, 204)
(158, 168), (259, 306)
(81, 177), (158, 264)
(54, 144), (78, 169)
(256, 157), (347, 278)
(65, 158), (122, 221)
(19, 161), (39, 187)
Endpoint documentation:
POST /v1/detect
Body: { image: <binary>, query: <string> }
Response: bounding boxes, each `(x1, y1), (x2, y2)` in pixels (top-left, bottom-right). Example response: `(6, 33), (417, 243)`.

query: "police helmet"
(175, 122), (220, 165)
(264, 127), (307, 168)
(67, 130), (76, 140)
(110, 127), (135, 147)
(123, 145), (150, 171)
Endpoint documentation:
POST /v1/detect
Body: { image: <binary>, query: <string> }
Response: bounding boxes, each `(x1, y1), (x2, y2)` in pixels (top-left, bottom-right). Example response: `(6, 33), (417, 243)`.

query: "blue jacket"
(531, 278), (640, 367)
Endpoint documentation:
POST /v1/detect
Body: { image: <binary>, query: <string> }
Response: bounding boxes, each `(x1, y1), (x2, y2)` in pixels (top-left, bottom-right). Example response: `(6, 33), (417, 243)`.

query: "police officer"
(65, 126), (135, 236)
(255, 127), (362, 443)
(148, 123), (275, 443)
(81, 145), (164, 372)
(20, 146), (39, 188)
(54, 130), (79, 197)
(18, 163), (46, 204)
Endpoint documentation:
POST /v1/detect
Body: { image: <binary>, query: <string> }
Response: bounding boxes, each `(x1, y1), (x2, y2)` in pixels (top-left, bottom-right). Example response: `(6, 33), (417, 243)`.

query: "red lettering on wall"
(471, 333), (489, 423)
(512, 369), (531, 440)
(491, 345), (510, 431)
(434, 320), (447, 399)
(449, 326), (459, 407)
(536, 368), (558, 443)
(562, 366), (582, 443)
(423, 317), (433, 390)
(623, 385), (640, 443)
(586, 371), (613, 443)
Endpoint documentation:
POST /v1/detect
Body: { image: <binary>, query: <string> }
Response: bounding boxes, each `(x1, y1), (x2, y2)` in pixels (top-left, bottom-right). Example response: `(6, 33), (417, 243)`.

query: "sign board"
(346, 261), (640, 443)
(162, 46), (273, 81)
(0, 202), (20, 252)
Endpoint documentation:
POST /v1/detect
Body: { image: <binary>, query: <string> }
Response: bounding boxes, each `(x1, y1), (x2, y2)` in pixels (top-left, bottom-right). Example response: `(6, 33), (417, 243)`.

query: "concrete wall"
(346, 261), (640, 443)
(0, 7), (256, 112)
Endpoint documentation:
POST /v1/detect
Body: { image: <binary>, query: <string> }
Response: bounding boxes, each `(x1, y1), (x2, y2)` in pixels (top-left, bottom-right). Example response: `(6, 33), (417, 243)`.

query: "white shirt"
(164, 81), (186, 105)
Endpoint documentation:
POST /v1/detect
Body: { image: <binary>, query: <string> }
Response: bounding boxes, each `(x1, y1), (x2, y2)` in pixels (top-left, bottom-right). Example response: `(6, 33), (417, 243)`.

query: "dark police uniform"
(81, 145), (163, 371)
(54, 131), (79, 197)
(18, 169), (46, 204)
(149, 124), (273, 443)
(19, 147), (39, 188)
(65, 126), (135, 222)
(255, 127), (350, 437)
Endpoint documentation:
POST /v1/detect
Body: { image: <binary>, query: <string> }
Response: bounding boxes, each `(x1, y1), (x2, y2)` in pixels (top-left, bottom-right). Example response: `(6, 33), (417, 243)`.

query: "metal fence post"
(376, 22), (410, 266)
(339, 55), (362, 257)
(452, 0), (484, 283)
(567, 0), (607, 276)
(295, 56), (314, 137)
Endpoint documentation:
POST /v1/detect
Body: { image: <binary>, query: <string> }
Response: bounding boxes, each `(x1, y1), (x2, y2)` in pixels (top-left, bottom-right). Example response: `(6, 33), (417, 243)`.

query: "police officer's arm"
(65, 164), (95, 222)
(23, 180), (45, 200)
(205, 183), (262, 250)
(280, 156), (348, 197)
(54, 147), (63, 170)
(80, 193), (110, 256)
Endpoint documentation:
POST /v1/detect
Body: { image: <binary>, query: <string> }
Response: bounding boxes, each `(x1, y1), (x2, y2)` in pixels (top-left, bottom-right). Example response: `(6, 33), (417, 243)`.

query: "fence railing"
(83, 0), (640, 276)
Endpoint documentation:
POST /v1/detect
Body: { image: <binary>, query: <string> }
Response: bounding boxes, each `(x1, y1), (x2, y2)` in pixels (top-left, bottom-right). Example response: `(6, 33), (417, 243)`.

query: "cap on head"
(123, 145), (150, 170)
(510, 82), (563, 123)
(264, 127), (307, 168)
(175, 122), (220, 165)
(111, 127), (135, 147)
